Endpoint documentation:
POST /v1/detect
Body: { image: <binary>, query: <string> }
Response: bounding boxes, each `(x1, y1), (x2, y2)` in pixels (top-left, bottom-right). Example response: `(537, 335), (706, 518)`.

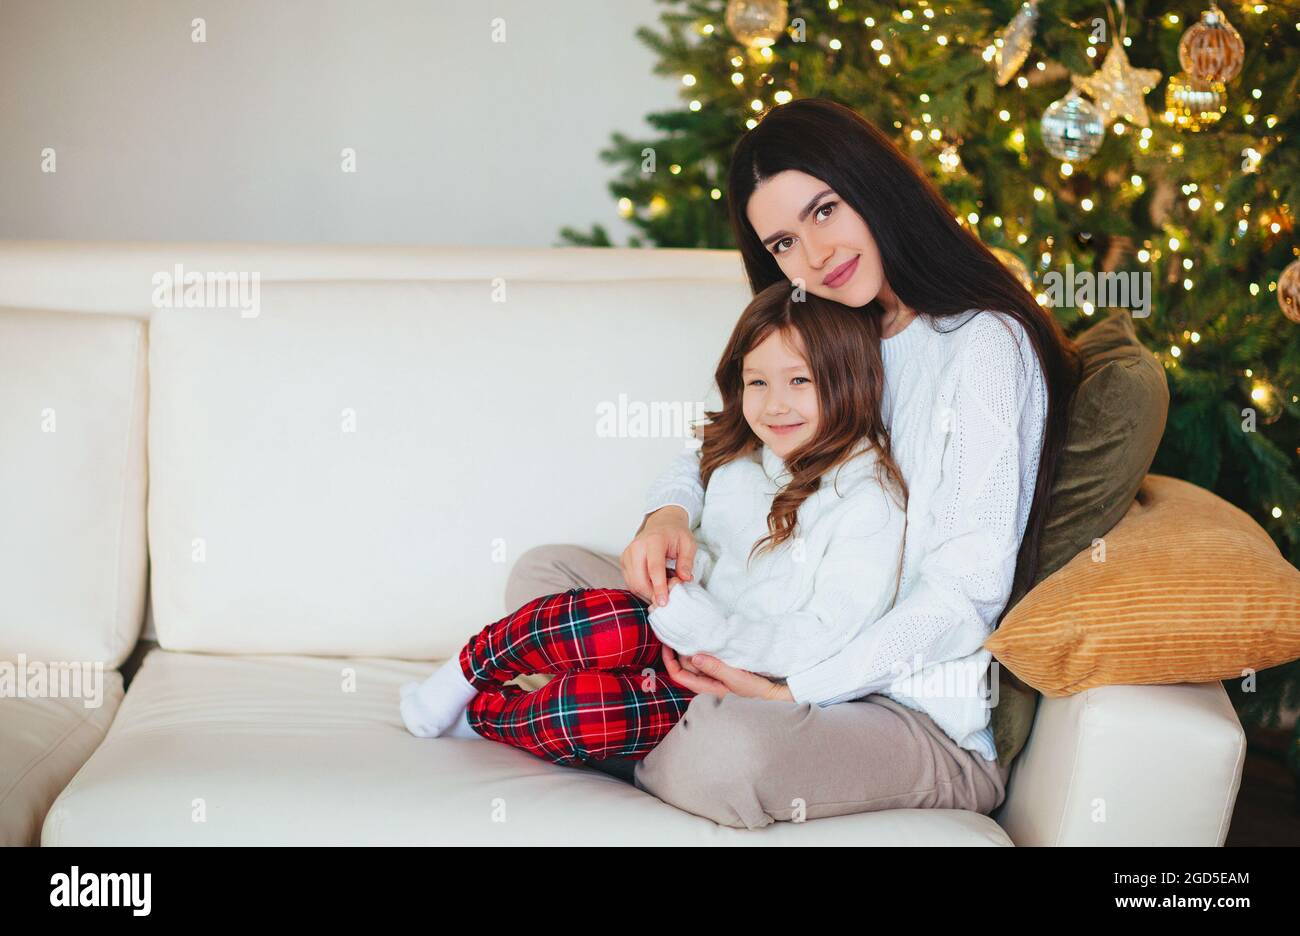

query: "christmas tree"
(561, 0), (1300, 752)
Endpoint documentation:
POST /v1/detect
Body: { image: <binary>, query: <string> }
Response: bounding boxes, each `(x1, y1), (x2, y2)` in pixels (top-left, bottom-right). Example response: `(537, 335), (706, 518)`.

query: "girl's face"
(741, 327), (819, 460)
(746, 169), (885, 308)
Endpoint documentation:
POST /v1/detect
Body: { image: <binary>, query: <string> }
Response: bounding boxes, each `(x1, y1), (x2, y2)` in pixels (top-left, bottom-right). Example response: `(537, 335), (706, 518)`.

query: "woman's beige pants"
(505, 544), (1010, 830)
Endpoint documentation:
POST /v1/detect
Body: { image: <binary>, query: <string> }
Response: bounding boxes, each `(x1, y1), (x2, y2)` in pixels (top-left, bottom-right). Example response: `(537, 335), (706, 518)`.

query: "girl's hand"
(622, 507), (698, 608)
(661, 646), (795, 702)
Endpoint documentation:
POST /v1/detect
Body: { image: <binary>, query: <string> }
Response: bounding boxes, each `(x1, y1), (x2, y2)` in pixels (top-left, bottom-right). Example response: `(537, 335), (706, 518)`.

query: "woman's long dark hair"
(725, 98), (1082, 622)
(698, 280), (908, 567)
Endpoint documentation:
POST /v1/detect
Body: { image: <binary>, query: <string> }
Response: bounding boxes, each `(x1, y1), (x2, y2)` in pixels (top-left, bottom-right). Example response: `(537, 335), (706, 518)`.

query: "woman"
(507, 98), (1081, 829)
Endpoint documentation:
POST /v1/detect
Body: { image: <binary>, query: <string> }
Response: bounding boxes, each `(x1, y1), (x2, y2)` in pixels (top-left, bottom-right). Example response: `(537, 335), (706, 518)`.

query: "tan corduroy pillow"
(986, 473), (1300, 696)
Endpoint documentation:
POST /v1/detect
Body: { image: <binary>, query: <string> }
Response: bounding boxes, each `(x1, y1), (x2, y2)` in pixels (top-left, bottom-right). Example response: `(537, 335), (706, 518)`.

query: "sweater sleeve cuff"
(647, 584), (704, 652)
(643, 491), (702, 530)
(785, 654), (895, 707)
(648, 582), (726, 655)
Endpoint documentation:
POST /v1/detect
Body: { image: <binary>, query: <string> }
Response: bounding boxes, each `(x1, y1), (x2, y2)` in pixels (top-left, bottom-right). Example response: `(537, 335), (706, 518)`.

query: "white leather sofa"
(0, 241), (1246, 845)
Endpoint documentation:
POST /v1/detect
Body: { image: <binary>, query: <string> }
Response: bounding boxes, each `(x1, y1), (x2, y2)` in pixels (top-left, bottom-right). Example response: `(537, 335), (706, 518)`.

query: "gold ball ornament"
(991, 247), (1035, 294)
(1072, 39), (1162, 128)
(1279, 258), (1300, 325)
(725, 0), (788, 50)
(1178, 4), (1245, 83)
(1165, 72), (1227, 132)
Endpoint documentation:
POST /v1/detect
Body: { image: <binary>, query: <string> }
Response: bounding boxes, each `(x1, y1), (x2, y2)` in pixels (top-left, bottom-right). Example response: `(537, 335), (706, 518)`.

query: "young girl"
(399, 281), (909, 768)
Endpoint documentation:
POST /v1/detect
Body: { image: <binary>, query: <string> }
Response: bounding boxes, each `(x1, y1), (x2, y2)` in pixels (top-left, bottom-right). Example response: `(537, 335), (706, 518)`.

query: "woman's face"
(741, 326), (819, 460)
(746, 169), (885, 308)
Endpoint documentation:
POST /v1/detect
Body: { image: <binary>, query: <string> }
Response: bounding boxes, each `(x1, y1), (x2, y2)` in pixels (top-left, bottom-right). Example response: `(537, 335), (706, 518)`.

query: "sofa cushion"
(41, 649), (1011, 845)
(989, 308), (1169, 766)
(0, 674), (124, 845)
(986, 473), (1300, 695)
(0, 308), (149, 668)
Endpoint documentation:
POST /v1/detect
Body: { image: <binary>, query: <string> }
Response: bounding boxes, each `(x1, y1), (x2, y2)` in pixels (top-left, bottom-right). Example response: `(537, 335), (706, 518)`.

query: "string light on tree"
(1250, 378), (1284, 423)
(938, 143), (962, 172)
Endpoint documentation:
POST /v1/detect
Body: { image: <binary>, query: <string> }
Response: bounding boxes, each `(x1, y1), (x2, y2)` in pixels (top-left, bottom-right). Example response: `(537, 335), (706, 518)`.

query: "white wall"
(0, 0), (680, 245)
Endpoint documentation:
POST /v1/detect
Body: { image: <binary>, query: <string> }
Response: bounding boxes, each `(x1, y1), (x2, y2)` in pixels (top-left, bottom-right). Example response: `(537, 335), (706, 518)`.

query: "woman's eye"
(746, 379), (765, 388)
(769, 203), (835, 255)
(792, 377), (811, 385)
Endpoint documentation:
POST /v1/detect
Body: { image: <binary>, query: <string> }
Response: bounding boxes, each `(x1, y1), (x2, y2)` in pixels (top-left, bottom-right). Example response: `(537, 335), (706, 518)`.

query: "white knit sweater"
(646, 438), (906, 680)
(643, 309), (1048, 762)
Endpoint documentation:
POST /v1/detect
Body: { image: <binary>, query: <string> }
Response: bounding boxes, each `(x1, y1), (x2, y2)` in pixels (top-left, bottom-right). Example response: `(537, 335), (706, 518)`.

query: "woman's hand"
(627, 507), (793, 703)
(622, 506), (698, 608)
(660, 646), (796, 702)
(668, 634), (704, 676)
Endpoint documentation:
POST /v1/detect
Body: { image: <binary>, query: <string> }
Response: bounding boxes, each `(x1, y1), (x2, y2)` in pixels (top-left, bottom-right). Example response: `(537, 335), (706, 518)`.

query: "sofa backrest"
(0, 241), (744, 317)
(0, 240), (750, 648)
(0, 308), (149, 668)
(147, 277), (748, 658)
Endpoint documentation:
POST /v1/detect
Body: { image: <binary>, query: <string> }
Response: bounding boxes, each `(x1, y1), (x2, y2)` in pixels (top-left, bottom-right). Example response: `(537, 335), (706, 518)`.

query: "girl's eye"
(792, 377), (811, 385)
(769, 202), (836, 255)
(746, 379), (765, 388)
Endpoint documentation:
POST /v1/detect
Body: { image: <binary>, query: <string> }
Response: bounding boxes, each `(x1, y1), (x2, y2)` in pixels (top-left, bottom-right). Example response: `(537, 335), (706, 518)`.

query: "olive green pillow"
(989, 309), (1170, 768)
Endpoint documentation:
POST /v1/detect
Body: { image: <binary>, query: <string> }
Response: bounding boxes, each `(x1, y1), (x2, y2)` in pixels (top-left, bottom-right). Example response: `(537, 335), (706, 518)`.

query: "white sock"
(399, 659), (481, 738)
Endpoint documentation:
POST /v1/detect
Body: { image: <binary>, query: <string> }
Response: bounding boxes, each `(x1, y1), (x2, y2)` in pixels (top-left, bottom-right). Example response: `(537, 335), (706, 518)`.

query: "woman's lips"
(823, 255), (859, 287)
(768, 422), (804, 435)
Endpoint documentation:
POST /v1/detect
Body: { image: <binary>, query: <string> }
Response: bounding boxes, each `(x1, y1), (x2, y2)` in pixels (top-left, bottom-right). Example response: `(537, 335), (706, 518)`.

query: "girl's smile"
(742, 327), (819, 458)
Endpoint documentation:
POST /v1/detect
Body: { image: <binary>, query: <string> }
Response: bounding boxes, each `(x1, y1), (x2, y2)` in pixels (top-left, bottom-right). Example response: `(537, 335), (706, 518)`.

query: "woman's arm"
(785, 314), (1047, 706)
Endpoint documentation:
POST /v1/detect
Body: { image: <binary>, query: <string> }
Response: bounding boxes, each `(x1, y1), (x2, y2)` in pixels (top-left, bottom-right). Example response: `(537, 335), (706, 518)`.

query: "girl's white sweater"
(643, 309), (1048, 762)
(647, 438), (906, 680)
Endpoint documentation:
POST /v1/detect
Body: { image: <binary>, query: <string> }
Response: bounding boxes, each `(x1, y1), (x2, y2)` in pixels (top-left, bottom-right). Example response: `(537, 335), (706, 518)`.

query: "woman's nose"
(802, 230), (834, 269)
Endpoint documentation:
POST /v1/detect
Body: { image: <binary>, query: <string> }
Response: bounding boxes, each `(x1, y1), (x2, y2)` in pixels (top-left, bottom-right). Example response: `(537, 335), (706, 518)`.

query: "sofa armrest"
(994, 681), (1245, 846)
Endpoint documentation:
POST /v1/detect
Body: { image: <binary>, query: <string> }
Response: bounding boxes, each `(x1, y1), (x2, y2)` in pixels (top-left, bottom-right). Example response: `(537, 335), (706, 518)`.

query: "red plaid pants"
(459, 587), (696, 766)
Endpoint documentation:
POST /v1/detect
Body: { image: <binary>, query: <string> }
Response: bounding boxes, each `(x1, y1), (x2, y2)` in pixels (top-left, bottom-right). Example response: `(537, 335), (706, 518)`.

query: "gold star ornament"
(1071, 39), (1162, 127)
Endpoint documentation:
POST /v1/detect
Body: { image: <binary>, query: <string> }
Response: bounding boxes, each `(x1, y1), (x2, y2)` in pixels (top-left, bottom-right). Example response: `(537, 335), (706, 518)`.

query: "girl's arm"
(784, 313), (1047, 706)
(647, 489), (905, 678)
(642, 445), (705, 531)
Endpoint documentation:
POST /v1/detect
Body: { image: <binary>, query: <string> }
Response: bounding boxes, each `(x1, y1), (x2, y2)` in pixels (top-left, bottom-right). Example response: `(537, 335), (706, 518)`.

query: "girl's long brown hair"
(724, 98), (1083, 621)
(697, 280), (907, 567)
